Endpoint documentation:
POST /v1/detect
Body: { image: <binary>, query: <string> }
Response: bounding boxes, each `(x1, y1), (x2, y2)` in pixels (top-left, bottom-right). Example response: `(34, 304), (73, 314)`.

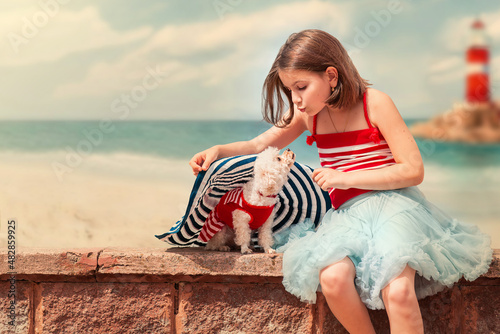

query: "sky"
(1, 0), (499, 121)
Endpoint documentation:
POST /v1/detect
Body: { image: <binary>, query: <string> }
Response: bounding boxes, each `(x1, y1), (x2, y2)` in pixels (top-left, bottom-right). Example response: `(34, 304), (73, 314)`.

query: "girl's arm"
(313, 89), (424, 191)
(189, 110), (307, 175)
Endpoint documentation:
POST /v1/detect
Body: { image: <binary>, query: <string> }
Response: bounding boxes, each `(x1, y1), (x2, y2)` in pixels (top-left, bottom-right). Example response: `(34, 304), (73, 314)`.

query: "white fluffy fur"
(205, 147), (295, 254)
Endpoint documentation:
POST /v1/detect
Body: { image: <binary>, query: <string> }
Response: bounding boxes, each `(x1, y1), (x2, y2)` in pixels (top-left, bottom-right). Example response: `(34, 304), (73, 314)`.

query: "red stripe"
(199, 230), (210, 242)
(466, 73), (490, 102)
(343, 159), (396, 172)
(200, 219), (225, 242)
(315, 129), (386, 148)
(467, 48), (489, 63)
(205, 221), (221, 234)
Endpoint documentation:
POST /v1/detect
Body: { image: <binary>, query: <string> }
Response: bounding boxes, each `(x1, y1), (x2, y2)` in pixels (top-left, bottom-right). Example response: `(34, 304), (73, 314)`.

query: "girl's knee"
(319, 259), (356, 297)
(382, 276), (416, 307)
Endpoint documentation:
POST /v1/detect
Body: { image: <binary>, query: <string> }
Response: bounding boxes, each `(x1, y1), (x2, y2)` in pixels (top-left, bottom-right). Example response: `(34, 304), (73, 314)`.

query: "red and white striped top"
(307, 92), (396, 209)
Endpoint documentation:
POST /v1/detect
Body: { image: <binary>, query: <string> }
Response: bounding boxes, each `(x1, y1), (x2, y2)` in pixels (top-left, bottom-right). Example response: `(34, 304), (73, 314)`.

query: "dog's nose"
(283, 148), (295, 162)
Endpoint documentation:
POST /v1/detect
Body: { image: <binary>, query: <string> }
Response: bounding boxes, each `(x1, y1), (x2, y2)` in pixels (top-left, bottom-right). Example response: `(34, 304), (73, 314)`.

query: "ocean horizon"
(2, 118), (500, 162)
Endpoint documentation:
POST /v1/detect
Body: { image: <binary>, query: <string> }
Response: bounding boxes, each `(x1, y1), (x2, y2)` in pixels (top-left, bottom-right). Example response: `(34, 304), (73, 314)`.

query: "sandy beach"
(0, 151), (498, 250)
(0, 152), (193, 249)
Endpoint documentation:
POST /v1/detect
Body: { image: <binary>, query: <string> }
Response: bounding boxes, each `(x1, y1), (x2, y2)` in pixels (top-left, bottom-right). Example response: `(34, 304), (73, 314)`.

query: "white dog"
(198, 147), (295, 254)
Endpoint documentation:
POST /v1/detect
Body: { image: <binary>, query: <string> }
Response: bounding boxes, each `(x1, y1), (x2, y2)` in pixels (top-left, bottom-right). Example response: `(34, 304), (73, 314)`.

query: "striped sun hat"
(155, 154), (331, 246)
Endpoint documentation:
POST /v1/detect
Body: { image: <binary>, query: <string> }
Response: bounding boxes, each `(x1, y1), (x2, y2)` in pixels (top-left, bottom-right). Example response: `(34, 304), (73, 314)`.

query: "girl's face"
(278, 69), (334, 116)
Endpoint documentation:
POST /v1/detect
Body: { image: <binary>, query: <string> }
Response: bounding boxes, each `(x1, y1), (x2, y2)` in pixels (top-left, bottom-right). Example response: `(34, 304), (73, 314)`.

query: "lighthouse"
(410, 17), (500, 143)
(465, 19), (490, 104)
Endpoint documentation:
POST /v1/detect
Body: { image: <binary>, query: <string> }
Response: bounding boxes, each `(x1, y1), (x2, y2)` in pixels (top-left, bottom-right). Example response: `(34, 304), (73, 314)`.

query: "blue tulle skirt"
(274, 187), (493, 310)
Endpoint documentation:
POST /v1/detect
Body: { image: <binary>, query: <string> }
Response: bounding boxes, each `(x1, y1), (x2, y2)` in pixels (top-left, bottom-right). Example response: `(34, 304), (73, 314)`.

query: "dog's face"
(254, 147), (295, 196)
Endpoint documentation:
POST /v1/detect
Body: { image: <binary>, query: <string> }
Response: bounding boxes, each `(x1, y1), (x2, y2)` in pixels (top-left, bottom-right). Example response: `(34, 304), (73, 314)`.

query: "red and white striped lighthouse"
(465, 19), (490, 104)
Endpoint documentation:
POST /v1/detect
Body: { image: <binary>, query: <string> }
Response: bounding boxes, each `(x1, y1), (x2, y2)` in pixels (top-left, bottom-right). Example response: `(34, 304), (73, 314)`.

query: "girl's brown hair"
(262, 29), (370, 127)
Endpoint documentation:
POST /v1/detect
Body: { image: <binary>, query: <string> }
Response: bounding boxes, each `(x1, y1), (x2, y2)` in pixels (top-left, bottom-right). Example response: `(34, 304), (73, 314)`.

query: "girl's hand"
(189, 146), (220, 176)
(312, 167), (347, 191)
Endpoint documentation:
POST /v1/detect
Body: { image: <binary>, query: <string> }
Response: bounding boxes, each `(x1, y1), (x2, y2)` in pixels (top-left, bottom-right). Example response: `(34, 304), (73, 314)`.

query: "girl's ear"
(325, 66), (338, 89)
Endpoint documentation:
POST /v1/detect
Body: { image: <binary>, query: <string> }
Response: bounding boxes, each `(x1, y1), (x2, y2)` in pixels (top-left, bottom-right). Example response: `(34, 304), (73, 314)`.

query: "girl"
(189, 29), (492, 333)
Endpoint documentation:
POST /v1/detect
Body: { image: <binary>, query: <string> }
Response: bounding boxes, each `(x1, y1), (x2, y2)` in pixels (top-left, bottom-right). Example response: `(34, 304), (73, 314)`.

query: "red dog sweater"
(198, 188), (275, 242)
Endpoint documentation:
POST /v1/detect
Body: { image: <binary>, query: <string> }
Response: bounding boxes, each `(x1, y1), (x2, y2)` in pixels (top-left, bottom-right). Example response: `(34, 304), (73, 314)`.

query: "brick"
(461, 285), (500, 334)
(312, 293), (349, 334)
(315, 284), (495, 334)
(97, 247), (283, 283)
(35, 282), (174, 333)
(0, 281), (32, 334)
(483, 249), (500, 278)
(177, 282), (312, 334)
(0, 248), (99, 282)
(312, 293), (390, 334)
(368, 309), (390, 334)
(0, 247), (498, 333)
(420, 286), (462, 334)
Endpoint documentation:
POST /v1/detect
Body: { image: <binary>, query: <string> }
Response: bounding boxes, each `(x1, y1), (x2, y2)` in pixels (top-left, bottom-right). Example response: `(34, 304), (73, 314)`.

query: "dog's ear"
(260, 170), (275, 183)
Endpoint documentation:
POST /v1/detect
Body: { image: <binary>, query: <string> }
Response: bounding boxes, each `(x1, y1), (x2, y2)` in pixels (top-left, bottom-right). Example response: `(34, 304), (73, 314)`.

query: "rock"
(410, 101), (500, 143)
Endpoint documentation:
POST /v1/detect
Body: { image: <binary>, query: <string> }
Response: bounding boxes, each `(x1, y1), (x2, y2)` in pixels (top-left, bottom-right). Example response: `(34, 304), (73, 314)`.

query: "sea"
(0, 119), (498, 247)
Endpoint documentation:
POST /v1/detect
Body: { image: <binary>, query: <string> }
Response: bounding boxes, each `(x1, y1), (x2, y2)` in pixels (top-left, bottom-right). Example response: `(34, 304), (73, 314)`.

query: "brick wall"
(1, 248), (499, 334)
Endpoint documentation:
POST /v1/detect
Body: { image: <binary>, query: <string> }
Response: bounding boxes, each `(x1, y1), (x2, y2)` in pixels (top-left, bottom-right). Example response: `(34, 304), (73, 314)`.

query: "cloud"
(0, 5), (153, 67)
(481, 11), (500, 43)
(428, 56), (462, 73)
(53, 0), (354, 99)
(438, 9), (500, 53)
(426, 55), (463, 84)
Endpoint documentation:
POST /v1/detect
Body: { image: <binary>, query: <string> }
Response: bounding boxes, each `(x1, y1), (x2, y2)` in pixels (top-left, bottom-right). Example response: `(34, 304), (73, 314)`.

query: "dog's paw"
(219, 246), (231, 252)
(205, 245), (231, 252)
(240, 247), (253, 254)
(265, 248), (276, 254)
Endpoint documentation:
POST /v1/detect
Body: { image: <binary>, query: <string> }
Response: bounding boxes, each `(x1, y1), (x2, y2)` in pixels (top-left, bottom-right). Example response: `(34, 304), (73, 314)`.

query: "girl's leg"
(381, 265), (424, 334)
(319, 257), (376, 334)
